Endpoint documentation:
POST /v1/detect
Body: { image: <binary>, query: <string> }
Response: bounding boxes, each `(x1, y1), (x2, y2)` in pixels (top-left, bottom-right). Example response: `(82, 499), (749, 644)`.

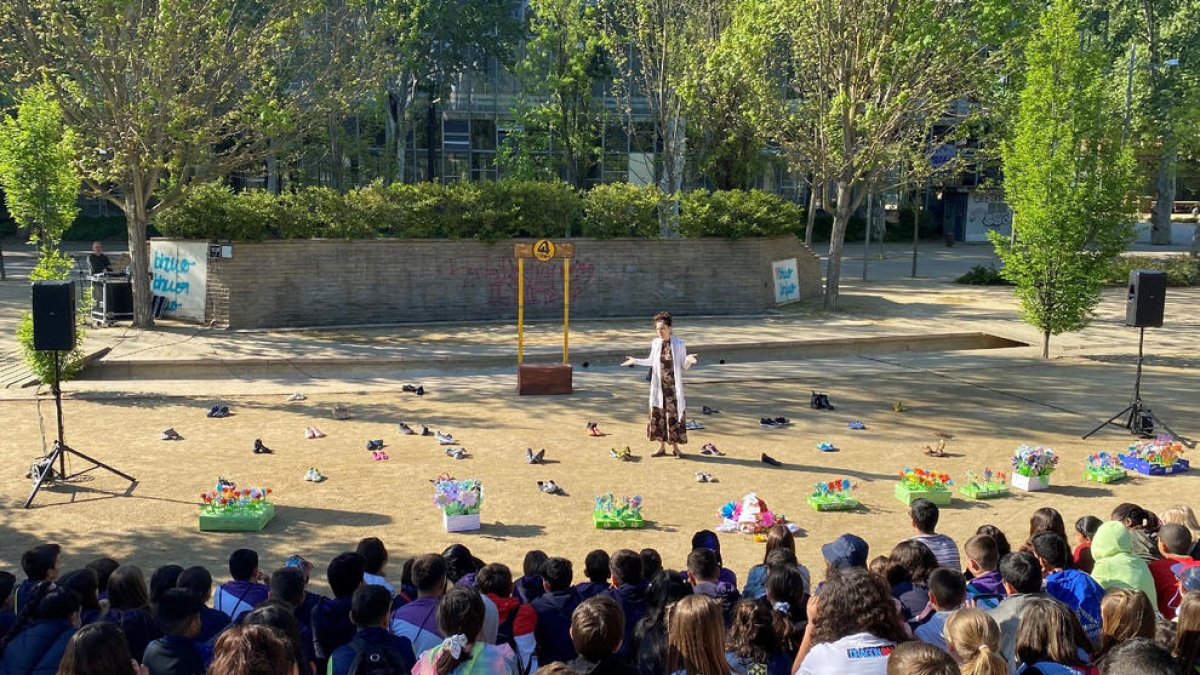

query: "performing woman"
(622, 311), (697, 458)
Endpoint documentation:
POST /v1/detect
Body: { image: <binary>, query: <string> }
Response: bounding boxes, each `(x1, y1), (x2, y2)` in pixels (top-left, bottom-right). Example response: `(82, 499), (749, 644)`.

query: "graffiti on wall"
(772, 258), (800, 305)
(149, 241), (208, 321)
(447, 257), (597, 307)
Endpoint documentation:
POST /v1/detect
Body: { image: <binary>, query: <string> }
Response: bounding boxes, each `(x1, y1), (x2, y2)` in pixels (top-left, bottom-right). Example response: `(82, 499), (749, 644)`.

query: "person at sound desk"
(87, 241), (111, 274)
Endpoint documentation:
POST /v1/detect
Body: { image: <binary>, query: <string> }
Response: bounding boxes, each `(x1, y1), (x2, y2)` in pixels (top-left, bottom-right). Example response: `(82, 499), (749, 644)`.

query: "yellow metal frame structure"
(514, 240), (574, 365)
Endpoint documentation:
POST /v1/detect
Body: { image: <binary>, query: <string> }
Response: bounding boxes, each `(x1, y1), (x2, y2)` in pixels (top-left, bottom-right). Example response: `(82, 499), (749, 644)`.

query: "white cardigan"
(629, 336), (691, 420)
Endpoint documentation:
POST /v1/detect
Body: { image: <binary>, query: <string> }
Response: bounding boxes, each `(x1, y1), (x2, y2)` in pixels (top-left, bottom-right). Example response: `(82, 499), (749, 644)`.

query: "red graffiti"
(447, 257), (595, 307)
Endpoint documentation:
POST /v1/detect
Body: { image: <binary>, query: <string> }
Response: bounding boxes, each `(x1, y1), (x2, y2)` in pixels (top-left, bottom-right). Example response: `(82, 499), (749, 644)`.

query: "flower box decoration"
(1120, 436), (1189, 476)
(1085, 452), (1128, 483)
(433, 478), (483, 532)
(199, 478), (274, 532)
(959, 469), (1009, 499)
(717, 493), (788, 534)
(593, 494), (644, 529)
(807, 479), (860, 511)
(895, 468), (953, 505)
(1011, 445), (1057, 491)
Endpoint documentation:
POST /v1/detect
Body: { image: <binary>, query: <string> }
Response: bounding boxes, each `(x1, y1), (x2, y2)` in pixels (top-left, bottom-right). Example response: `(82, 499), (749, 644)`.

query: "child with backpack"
(328, 585), (415, 675)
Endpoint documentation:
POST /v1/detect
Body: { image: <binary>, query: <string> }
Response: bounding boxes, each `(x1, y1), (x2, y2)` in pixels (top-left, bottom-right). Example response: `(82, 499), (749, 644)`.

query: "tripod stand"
(25, 350), (136, 508)
(1082, 326), (1188, 444)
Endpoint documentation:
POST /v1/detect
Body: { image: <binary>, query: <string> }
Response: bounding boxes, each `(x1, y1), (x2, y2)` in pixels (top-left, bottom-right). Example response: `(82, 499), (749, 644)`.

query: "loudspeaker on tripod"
(1126, 269), (1166, 328)
(31, 281), (76, 351)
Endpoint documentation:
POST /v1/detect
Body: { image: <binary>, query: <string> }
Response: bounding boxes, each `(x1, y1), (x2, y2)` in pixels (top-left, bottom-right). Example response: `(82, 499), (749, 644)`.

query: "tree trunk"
(824, 180), (854, 310)
(1042, 329), (1050, 359)
(1150, 138), (1177, 245)
(426, 101), (437, 182)
(328, 111), (342, 192)
(125, 199), (153, 329)
(805, 175), (818, 247)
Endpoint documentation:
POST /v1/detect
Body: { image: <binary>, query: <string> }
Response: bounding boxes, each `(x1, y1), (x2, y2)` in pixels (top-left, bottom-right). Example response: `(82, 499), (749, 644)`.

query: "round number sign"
(533, 239), (556, 262)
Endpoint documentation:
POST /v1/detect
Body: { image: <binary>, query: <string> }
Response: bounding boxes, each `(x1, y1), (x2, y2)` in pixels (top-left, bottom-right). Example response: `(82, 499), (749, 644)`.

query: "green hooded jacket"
(1090, 521), (1157, 605)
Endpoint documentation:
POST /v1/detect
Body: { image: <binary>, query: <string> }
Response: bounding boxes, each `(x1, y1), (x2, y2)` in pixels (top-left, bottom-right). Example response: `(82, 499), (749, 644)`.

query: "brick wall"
(201, 237), (822, 329)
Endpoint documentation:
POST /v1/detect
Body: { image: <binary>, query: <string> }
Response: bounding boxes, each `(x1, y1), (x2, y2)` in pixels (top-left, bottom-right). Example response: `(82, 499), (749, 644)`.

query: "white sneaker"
(288, 393), (307, 401)
(304, 467), (315, 481)
(435, 432), (457, 445)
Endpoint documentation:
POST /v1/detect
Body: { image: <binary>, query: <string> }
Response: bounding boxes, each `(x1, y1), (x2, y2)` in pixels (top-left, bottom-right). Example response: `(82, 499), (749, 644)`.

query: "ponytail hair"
(944, 608), (1007, 675)
(434, 587), (484, 675)
(765, 565), (806, 651)
(0, 581), (80, 656)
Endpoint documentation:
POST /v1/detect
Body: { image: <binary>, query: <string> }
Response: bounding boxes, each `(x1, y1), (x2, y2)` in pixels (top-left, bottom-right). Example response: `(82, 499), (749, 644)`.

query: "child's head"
(667, 595), (731, 675)
(689, 530), (723, 568)
(542, 557), (573, 593)
(107, 565), (151, 611)
(228, 549), (260, 582)
(1159, 505), (1200, 531)
(1112, 503), (1159, 532)
(975, 525), (1011, 558)
(1030, 532), (1072, 574)
(727, 598), (780, 661)
(58, 570), (100, 611)
(609, 549), (642, 586)
(1174, 591), (1200, 671)
(765, 564), (806, 606)
(1100, 638), (1176, 675)
(0, 571), (15, 611)
(85, 557), (118, 594)
(999, 552), (1042, 595)
(1158, 523), (1194, 556)
(57, 622), (135, 675)
(210, 624), (293, 675)
(441, 544), (482, 584)
(356, 538), (388, 576)
(763, 525), (796, 564)
(176, 566), (213, 603)
(571, 596), (625, 661)
(269, 567), (306, 608)
(435, 586), (484, 653)
(639, 549), (662, 580)
(1014, 596), (1085, 668)
(1098, 588), (1156, 657)
(149, 565), (183, 606)
(283, 555), (313, 585)
(1075, 515), (1104, 543)
(910, 499), (940, 534)
(1029, 507), (1068, 542)
(21, 543), (62, 582)
(583, 550), (610, 585)
(890, 540), (938, 585)
(522, 550), (548, 578)
(327, 552), (366, 599)
(685, 548), (719, 585)
(350, 584), (392, 629)
(885, 641), (960, 675)
(411, 554), (447, 597)
(964, 534), (999, 575)
(643, 570), (693, 625)
(927, 568), (967, 612)
(476, 563), (514, 598)
(944, 608), (1006, 675)
(155, 588), (202, 638)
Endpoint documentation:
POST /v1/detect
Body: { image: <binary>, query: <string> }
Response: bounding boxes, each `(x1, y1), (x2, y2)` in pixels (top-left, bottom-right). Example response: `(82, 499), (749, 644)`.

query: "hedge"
(152, 180), (809, 242)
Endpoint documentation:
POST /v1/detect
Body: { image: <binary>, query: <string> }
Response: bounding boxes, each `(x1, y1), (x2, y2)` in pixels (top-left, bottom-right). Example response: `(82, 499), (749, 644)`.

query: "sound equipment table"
(88, 273), (133, 326)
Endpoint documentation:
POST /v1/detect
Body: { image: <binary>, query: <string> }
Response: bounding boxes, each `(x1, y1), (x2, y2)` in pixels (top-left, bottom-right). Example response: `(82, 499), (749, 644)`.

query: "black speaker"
(1126, 269), (1166, 328)
(31, 281), (76, 351)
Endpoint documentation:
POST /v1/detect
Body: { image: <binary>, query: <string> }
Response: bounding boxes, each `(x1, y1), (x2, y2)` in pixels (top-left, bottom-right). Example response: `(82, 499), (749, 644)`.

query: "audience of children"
(3, 501), (1200, 675)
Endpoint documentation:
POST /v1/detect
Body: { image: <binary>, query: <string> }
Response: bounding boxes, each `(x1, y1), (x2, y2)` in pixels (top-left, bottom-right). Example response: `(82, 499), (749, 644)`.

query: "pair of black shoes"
(253, 439), (273, 454)
(402, 384), (426, 396)
(366, 439), (384, 450)
(760, 417), (790, 429)
(810, 391), (835, 410)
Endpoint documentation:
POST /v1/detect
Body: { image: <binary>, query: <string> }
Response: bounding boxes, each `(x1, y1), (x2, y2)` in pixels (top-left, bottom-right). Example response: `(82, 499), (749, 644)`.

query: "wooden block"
(518, 364), (573, 395)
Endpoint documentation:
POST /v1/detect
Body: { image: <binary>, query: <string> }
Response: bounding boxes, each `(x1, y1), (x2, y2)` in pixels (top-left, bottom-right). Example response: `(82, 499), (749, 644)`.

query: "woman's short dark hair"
(652, 311), (672, 327)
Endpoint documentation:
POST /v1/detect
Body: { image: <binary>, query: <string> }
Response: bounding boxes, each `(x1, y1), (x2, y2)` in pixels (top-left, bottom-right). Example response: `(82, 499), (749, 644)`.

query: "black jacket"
(531, 588), (582, 665)
(142, 636), (207, 675)
(603, 584), (647, 665)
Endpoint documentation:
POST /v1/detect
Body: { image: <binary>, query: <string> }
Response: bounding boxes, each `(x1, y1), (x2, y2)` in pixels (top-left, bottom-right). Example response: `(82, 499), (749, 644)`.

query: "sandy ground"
(2, 352), (1198, 594)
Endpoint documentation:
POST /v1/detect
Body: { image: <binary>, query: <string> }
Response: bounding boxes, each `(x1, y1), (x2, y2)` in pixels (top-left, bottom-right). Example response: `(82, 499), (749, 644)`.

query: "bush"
(678, 189), (803, 238)
(489, 180), (582, 238)
(1104, 255), (1200, 287)
(154, 182), (271, 241)
(581, 182), (661, 238)
(956, 264), (1013, 285)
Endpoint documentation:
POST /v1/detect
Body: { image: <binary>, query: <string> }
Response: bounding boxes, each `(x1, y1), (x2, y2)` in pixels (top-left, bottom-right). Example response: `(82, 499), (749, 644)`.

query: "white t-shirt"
(797, 632), (896, 675)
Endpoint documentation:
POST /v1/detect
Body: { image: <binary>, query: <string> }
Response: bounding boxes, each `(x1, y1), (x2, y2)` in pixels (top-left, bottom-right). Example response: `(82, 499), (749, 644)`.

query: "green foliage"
(956, 265), (1014, 285)
(1104, 256), (1200, 287)
(992, 0), (1138, 357)
(154, 183), (272, 242)
(677, 190), (802, 238)
(0, 83), (80, 244)
(581, 183), (662, 238)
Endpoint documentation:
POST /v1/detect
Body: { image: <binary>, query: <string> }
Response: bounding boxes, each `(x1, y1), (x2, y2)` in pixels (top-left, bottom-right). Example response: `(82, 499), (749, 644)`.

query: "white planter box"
(1011, 473), (1050, 492)
(443, 512), (481, 532)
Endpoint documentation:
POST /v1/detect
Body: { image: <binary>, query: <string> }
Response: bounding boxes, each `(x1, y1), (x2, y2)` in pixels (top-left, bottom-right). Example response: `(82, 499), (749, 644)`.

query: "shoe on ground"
(700, 443), (724, 456)
(419, 425), (433, 436)
(446, 448), (467, 459)
(312, 427), (326, 438)
(685, 420), (704, 430)
(694, 472), (712, 482)
(305, 427), (316, 440)
(532, 448), (546, 464)
(816, 441), (836, 452)
(218, 405), (230, 417)
(893, 401), (906, 412)
(760, 452), (782, 467)
(160, 428), (182, 441)
(253, 439), (273, 454)
(402, 384), (417, 393)
(207, 405), (219, 418)
(589, 425), (605, 437)
(398, 422), (416, 435)
(702, 405), (720, 415)
(848, 420), (866, 430)
(774, 417), (790, 426)
(332, 405), (350, 420)
(415, 386), (425, 396)
(818, 394), (834, 410)
(306, 467), (326, 482)
(760, 418), (779, 429)
(435, 432), (457, 445)
(287, 393), (306, 401)
(304, 467), (316, 481)
(810, 391), (822, 409)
